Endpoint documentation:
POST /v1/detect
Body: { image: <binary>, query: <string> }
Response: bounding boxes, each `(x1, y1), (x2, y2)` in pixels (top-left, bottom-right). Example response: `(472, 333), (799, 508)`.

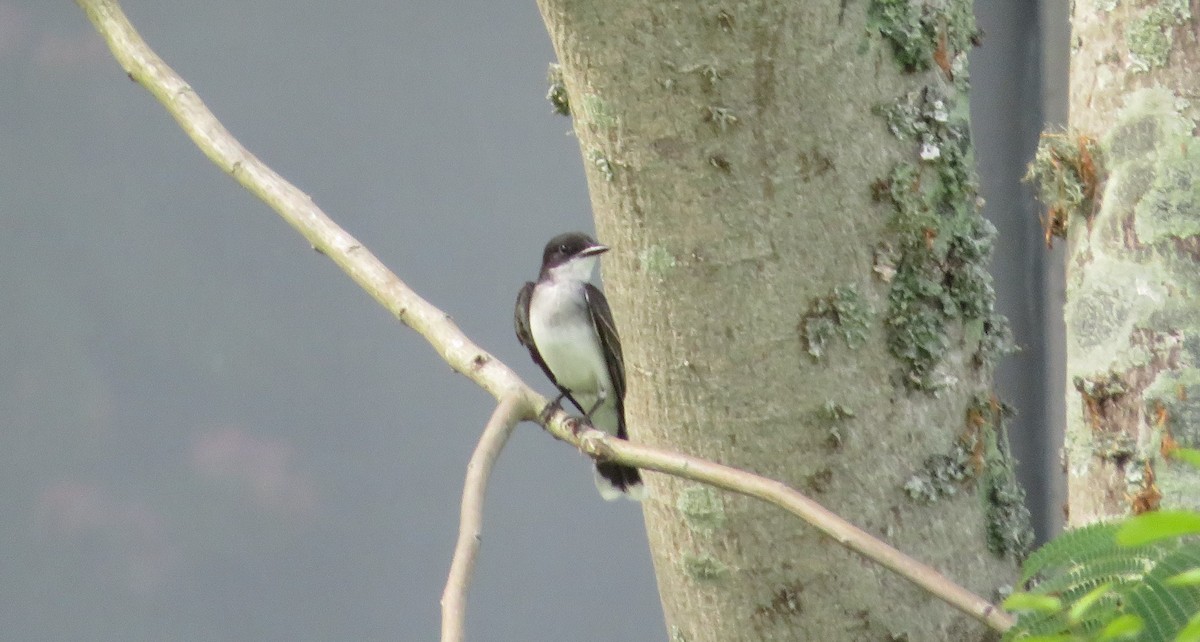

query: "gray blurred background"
(0, 2), (1062, 640)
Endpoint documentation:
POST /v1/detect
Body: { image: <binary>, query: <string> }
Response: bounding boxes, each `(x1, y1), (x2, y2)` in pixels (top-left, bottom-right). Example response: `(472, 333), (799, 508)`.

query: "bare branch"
(72, 0), (535, 409)
(441, 396), (523, 642)
(73, 0), (1014, 633)
(576, 427), (1016, 632)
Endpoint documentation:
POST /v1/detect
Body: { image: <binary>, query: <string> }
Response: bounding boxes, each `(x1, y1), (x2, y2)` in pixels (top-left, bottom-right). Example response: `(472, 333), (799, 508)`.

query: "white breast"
(528, 279), (611, 407)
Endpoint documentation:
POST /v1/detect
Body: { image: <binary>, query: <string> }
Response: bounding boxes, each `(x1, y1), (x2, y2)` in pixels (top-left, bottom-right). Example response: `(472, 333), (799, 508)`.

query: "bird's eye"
(558, 245), (568, 254)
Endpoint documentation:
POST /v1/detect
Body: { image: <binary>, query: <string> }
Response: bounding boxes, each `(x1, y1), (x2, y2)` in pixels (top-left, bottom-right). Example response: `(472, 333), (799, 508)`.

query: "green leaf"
(1176, 611), (1200, 642)
(1168, 568), (1200, 587)
(1003, 592), (1063, 614)
(1170, 448), (1200, 469)
(1068, 582), (1112, 623)
(1097, 614), (1143, 641)
(1117, 511), (1200, 546)
(1020, 635), (1076, 642)
(1020, 522), (1120, 583)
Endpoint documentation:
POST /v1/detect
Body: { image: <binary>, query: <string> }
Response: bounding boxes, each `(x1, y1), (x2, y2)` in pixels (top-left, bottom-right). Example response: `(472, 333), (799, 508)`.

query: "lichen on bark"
(876, 85), (1012, 391)
(868, 0), (981, 76)
(1063, 83), (1200, 521)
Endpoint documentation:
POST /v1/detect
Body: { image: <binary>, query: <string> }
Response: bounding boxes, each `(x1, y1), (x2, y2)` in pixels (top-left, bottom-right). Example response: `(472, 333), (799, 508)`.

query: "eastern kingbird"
(515, 232), (645, 501)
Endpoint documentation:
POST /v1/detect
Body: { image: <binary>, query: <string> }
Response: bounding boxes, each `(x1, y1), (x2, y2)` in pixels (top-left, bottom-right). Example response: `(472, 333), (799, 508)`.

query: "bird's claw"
(566, 416), (595, 436)
(539, 395), (565, 425)
(539, 394), (597, 437)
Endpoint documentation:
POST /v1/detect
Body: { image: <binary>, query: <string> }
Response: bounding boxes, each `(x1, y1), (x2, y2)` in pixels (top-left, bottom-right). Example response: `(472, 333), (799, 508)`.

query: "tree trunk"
(1062, 0), (1200, 526)
(535, 1), (1025, 639)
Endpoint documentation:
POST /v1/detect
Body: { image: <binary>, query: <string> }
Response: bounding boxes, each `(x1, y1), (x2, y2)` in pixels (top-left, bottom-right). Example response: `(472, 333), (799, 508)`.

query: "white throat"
(547, 254), (599, 284)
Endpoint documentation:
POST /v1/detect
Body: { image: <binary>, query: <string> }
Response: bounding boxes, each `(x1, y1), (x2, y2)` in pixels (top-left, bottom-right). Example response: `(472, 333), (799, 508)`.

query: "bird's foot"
(565, 416), (586, 436)
(538, 394), (566, 425)
(582, 395), (605, 424)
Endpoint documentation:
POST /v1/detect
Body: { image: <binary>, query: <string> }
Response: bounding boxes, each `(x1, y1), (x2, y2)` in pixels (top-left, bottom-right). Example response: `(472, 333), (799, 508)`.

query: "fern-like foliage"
(1003, 522), (1200, 641)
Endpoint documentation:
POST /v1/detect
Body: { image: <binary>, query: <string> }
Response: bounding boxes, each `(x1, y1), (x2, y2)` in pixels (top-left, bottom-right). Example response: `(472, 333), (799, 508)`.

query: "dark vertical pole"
(971, 0), (1068, 541)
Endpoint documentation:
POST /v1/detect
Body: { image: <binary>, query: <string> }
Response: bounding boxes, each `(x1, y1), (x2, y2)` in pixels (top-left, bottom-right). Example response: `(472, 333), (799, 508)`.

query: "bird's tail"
(594, 462), (647, 501)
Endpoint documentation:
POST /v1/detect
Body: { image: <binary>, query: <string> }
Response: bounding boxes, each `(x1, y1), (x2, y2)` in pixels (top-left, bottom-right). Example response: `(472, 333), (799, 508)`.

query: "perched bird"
(514, 232), (645, 500)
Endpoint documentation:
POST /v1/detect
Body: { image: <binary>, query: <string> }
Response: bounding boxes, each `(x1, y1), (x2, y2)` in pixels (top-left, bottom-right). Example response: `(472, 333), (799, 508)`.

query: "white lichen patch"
(676, 486), (726, 535)
(639, 244), (677, 277)
(1065, 261), (1172, 375)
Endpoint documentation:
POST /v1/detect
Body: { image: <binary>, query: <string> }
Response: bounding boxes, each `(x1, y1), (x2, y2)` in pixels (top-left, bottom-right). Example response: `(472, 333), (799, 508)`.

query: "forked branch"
(441, 396), (523, 642)
(73, 0), (1014, 634)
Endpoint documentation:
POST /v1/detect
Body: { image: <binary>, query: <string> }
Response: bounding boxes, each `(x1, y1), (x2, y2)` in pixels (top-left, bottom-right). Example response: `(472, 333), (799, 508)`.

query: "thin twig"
(574, 427), (1016, 632)
(441, 397), (522, 642)
(72, 0), (532, 407)
(73, 0), (1015, 633)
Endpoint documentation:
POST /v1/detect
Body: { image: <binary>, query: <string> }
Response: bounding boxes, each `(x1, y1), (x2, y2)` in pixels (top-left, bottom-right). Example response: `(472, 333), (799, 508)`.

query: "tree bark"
(536, 1), (1025, 639)
(1064, 0), (1200, 526)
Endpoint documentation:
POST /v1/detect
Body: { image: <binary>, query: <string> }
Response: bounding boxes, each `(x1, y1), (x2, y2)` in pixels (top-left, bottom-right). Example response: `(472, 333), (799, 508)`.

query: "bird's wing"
(583, 283), (627, 439)
(514, 281), (586, 414)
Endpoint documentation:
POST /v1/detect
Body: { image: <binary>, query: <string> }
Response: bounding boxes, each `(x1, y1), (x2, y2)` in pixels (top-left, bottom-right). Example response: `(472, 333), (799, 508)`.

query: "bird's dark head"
(540, 232), (609, 275)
